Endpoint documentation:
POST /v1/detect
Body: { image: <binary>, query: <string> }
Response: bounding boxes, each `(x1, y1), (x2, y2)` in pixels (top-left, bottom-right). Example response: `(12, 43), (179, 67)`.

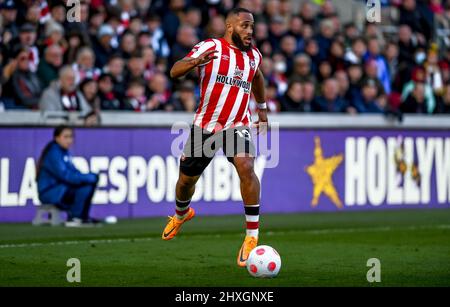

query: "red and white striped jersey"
(186, 38), (263, 133)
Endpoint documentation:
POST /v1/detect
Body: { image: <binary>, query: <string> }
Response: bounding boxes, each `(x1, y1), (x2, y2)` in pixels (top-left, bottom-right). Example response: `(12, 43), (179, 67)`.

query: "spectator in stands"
(15, 23), (39, 72)
(0, 0), (19, 44)
(315, 18), (335, 62)
(401, 67), (436, 113)
(317, 60), (333, 83)
(146, 72), (171, 111)
(144, 14), (170, 59)
(424, 45), (445, 96)
(335, 69), (350, 100)
(98, 73), (123, 110)
(301, 78), (315, 112)
(399, 0), (433, 41)
(280, 35), (298, 76)
(400, 81), (428, 114)
(142, 46), (158, 80)
(436, 83), (450, 113)
(328, 40), (346, 72)
(290, 54), (314, 83)
(39, 65), (92, 113)
(298, 1), (316, 27)
(185, 7), (204, 40)
(123, 78), (147, 111)
(344, 37), (367, 65)
(286, 14), (304, 52)
(92, 24), (116, 68)
(36, 125), (100, 227)
(168, 80), (197, 112)
(312, 78), (350, 113)
(119, 31), (138, 60)
(268, 15), (287, 52)
(352, 78), (385, 114)
(37, 44), (64, 89)
(125, 51), (145, 84)
(162, 0), (185, 46)
(72, 47), (101, 85)
(42, 20), (67, 50)
(280, 79), (305, 112)
(10, 47), (42, 109)
(364, 37), (391, 94)
(398, 24), (420, 67)
(64, 30), (88, 65)
(271, 53), (289, 95)
(304, 39), (320, 75)
(0, 82), (15, 110)
(104, 54), (126, 97)
(169, 24), (199, 68)
(206, 15), (226, 39)
(49, 1), (67, 24)
(79, 77), (100, 111)
(384, 41), (400, 89)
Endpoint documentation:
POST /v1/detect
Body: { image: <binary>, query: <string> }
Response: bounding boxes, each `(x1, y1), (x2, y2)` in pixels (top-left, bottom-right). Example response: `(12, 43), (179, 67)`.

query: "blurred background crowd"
(0, 0), (450, 120)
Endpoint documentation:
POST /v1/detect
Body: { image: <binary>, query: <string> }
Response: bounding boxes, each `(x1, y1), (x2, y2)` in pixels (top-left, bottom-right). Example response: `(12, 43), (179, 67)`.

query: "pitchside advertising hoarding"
(0, 127), (449, 222)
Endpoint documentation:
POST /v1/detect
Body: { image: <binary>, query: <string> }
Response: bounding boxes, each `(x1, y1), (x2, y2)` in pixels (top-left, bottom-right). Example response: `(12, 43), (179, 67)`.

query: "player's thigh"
(223, 127), (256, 164)
(180, 125), (219, 177)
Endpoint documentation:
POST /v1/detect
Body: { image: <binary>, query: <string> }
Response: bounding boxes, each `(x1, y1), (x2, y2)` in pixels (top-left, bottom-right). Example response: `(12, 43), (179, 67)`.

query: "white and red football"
(246, 245), (281, 278)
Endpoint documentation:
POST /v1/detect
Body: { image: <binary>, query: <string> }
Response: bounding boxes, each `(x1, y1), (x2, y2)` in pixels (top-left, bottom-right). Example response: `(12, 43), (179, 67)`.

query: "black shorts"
(180, 125), (256, 177)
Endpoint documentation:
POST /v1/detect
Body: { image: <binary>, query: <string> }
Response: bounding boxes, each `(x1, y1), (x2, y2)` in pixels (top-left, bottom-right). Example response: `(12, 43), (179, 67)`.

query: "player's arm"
(251, 68), (268, 133)
(169, 50), (218, 79)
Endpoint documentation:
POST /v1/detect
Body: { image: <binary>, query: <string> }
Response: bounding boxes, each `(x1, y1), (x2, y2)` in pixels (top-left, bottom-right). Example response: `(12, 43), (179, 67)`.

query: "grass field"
(0, 209), (449, 287)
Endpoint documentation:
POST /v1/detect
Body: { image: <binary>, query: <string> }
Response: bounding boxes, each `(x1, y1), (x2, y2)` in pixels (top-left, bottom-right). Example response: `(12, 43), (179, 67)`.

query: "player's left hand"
(253, 109), (268, 135)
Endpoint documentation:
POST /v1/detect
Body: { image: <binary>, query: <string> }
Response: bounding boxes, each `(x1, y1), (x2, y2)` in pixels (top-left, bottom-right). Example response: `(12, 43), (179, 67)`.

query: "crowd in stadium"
(0, 0), (450, 118)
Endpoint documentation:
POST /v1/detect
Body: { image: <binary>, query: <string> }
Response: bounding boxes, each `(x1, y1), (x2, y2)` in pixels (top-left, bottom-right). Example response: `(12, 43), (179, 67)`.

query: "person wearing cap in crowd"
(92, 24), (116, 68)
(39, 65), (92, 114)
(0, 0), (19, 44)
(16, 23), (39, 72)
(401, 66), (436, 113)
(41, 20), (67, 50)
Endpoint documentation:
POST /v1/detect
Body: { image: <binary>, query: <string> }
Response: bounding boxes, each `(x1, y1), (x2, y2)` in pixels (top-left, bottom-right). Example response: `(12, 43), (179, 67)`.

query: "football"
(246, 245), (281, 278)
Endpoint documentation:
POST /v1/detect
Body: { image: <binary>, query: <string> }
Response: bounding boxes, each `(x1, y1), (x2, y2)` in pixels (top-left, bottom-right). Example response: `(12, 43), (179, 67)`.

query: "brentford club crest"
(234, 66), (244, 79)
(249, 59), (256, 70)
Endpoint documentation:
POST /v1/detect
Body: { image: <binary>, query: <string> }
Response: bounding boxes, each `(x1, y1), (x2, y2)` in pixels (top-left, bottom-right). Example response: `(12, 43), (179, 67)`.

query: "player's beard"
(231, 31), (251, 52)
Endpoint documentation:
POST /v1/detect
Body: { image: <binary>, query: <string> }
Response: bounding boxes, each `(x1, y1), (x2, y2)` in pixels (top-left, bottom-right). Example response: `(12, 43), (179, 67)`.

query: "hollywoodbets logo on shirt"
(215, 66), (251, 93)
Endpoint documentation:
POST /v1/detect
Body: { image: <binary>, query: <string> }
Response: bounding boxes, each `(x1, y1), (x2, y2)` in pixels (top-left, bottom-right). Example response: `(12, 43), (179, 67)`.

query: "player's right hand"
(195, 50), (218, 66)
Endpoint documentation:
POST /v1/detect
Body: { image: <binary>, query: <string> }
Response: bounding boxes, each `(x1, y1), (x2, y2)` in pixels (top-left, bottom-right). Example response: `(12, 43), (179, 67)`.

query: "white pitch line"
(0, 224), (449, 249)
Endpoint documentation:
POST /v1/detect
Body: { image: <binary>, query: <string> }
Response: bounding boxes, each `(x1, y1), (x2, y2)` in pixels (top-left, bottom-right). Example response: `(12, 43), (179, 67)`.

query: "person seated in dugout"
(36, 125), (100, 227)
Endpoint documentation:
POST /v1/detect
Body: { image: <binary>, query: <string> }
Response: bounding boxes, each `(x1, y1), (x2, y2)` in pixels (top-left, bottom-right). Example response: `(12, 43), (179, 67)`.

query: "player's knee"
(236, 160), (256, 180)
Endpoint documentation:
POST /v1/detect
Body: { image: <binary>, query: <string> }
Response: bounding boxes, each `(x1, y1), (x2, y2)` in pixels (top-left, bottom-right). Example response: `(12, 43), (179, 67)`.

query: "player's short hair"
(226, 7), (252, 19)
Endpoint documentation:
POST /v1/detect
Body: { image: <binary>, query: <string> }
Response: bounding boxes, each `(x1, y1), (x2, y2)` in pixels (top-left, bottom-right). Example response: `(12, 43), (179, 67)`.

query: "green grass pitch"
(0, 209), (449, 286)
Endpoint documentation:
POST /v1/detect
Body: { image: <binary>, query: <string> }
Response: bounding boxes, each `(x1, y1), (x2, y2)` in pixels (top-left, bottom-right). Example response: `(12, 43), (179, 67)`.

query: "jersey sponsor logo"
(221, 54), (230, 61)
(215, 74), (251, 93)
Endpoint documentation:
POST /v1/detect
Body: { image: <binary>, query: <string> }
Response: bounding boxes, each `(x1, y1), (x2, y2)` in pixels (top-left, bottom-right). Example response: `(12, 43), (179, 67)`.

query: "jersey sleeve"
(186, 39), (216, 59)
